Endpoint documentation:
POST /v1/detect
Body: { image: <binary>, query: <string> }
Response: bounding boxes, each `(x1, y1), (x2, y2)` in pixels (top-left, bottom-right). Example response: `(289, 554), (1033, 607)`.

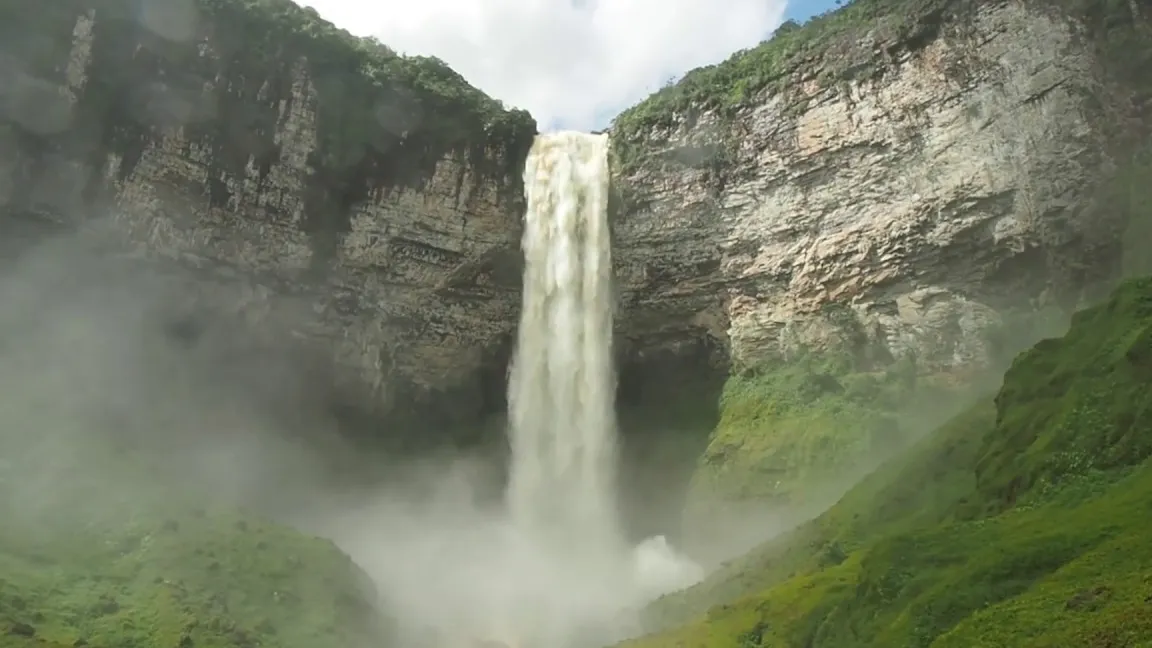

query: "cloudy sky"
(298, 0), (841, 131)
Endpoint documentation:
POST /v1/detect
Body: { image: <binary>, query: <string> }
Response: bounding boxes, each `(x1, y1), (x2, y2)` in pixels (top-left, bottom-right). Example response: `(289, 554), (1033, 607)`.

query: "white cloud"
(297, 0), (788, 131)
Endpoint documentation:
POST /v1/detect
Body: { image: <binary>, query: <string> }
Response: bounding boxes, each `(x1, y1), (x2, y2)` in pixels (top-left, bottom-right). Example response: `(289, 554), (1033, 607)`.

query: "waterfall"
(354, 131), (701, 648)
(488, 131), (702, 648)
(506, 130), (622, 556)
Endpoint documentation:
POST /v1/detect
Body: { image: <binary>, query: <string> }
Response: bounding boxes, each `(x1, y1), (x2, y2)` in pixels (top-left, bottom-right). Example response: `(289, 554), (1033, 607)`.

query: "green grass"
(630, 466), (1152, 647)
(682, 319), (999, 516)
(0, 432), (387, 648)
(620, 276), (1152, 647)
(972, 277), (1152, 513)
(688, 354), (918, 507)
(0, 504), (385, 648)
(643, 399), (995, 630)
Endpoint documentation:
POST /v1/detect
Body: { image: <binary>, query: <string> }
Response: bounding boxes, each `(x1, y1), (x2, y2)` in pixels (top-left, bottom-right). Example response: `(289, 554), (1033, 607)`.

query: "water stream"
(507, 131), (621, 557)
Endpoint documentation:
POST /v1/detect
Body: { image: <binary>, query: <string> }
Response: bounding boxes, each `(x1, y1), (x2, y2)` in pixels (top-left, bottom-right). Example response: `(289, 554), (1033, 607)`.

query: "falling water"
(294, 136), (700, 648)
(378, 130), (709, 648)
(506, 131), (621, 555)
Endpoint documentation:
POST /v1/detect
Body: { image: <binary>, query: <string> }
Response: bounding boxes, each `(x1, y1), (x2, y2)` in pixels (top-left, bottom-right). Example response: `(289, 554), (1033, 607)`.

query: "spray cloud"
(0, 132), (704, 648)
(315, 132), (703, 648)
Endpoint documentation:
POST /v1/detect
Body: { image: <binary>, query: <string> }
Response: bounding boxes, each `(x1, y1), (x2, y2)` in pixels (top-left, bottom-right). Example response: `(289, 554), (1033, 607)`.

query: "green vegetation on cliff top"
(612, 0), (955, 137)
(187, 0), (537, 181)
(1, 0), (536, 257)
(611, 0), (1150, 166)
(623, 275), (1152, 647)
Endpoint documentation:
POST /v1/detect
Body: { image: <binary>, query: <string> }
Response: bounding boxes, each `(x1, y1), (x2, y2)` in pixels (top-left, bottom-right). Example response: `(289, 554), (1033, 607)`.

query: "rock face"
(610, 0), (1148, 377)
(4, 0), (1148, 476)
(0, 0), (536, 436)
(607, 0), (1152, 528)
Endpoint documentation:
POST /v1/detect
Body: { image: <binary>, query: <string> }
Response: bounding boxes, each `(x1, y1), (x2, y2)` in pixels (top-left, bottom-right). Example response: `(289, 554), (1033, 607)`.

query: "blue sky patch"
(786, 0), (843, 23)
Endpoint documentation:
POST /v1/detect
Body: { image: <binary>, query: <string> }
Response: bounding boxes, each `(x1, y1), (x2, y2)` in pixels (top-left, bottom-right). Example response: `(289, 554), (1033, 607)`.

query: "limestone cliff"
(608, 0), (1152, 513)
(612, 0), (1148, 374)
(0, 0), (536, 437)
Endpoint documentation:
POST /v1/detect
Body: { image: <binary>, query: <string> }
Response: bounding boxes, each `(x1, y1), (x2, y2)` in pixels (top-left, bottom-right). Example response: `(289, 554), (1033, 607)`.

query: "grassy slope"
(0, 509), (384, 648)
(688, 354), (918, 506)
(623, 276), (1152, 647)
(684, 328), (1004, 513)
(0, 437), (387, 648)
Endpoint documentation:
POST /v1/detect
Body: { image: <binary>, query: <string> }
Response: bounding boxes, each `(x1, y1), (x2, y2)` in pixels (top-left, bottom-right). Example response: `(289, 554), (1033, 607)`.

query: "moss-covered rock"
(683, 344), (987, 514)
(972, 277), (1152, 511)
(688, 356), (912, 506)
(620, 276), (1152, 646)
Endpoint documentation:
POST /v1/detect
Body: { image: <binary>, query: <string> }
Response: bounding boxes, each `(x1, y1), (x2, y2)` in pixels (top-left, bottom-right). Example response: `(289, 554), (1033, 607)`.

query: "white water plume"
(495, 130), (703, 646)
(506, 131), (621, 555)
(313, 132), (703, 648)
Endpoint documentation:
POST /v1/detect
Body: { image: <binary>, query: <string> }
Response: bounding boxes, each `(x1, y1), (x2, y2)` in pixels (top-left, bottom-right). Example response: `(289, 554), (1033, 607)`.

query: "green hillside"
(0, 494), (388, 648)
(622, 276), (1152, 647)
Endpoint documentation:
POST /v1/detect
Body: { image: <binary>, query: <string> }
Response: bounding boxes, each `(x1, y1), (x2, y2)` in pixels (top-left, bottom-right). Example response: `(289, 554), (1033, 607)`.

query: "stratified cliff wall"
(0, 0), (537, 439)
(608, 0), (1152, 517)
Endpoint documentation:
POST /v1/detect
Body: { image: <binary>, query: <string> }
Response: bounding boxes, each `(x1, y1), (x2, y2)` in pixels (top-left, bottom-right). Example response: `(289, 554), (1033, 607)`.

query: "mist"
(1, 209), (1062, 648)
(0, 219), (713, 648)
(0, 231), (349, 520)
(297, 466), (703, 648)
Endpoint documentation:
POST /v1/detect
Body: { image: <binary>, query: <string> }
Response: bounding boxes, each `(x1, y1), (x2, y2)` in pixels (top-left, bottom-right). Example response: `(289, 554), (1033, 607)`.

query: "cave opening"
(615, 335), (728, 545)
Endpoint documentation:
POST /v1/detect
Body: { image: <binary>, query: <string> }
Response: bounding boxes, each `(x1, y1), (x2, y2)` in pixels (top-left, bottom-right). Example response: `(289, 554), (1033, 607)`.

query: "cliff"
(0, 5), (532, 638)
(3, 0), (1152, 644)
(0, 0), (536, 438)
(620, 274), (1152, 647)
(608, 0), (1152, 520)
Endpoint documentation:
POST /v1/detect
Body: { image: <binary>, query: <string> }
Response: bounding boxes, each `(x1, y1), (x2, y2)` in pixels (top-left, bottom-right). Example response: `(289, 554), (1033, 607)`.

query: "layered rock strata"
(608, 0), (1152, 515)
(0, 0), (536, 436)
(610, 0), (1147, 376)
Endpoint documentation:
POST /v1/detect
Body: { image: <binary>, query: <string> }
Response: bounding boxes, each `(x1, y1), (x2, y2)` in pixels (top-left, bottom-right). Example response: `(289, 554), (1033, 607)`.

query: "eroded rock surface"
(611, 1), (1144, 376)
(0, 1), (536, 431)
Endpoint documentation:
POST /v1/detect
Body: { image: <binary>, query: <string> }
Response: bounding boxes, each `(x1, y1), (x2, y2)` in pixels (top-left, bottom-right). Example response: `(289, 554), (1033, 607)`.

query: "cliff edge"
(0, 0), (537, 436)
(608, 0), (1152, 519)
